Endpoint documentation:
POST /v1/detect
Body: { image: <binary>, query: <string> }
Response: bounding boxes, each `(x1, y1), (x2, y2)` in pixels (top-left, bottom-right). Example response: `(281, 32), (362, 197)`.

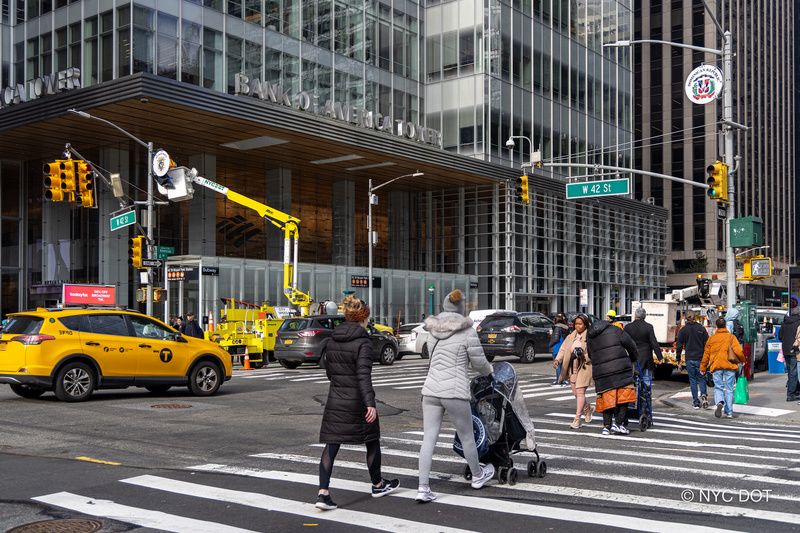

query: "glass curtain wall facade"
(425, 0), (635, 174)
(4, 0), (424, 123)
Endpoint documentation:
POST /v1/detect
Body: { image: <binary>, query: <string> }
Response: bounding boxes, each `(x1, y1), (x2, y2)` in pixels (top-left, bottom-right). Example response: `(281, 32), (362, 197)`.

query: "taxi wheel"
(10, 384), (45, 399)
(54, 362), (95, 402)
(189, 361), (222, 396)
(379, 345), (396, 366)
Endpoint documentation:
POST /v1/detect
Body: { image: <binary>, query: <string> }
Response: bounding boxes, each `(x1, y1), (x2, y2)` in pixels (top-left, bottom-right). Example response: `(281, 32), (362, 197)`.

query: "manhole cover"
(150, 403), (192, 409)
(8, 519), (103, 533)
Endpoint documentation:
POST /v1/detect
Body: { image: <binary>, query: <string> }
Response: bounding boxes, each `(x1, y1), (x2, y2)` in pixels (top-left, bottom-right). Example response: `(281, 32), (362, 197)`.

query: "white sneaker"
(470, 463), (495, 489)
(615, 425), (630, 435)
(415, 487), (437, 503)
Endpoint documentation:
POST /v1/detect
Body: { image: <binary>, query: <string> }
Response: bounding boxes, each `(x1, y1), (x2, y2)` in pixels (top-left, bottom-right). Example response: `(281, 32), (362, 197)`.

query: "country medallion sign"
(685, 65), (724, 105)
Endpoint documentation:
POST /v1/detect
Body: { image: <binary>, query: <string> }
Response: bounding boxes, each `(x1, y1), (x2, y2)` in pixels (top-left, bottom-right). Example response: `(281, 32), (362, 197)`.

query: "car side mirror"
(173, 332), (188, 343)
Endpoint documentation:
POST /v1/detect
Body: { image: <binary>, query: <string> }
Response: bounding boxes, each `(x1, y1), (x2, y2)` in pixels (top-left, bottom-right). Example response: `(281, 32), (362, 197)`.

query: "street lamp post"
(605, 20), (741, 306)
(69, 109), (157, 316)
(504, 135), (539, 169)
(367, 172), (423, 311)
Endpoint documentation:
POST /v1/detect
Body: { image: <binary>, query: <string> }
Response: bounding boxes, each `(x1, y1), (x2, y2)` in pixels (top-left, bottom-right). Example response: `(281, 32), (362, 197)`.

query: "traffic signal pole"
(146, 141), (154, 317)
(722, 31), (737, 307)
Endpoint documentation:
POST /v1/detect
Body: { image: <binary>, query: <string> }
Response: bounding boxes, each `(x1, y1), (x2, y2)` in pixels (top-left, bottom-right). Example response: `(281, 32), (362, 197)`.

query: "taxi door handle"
(86, 341), (100, 346)
(139, 343), (152, 348)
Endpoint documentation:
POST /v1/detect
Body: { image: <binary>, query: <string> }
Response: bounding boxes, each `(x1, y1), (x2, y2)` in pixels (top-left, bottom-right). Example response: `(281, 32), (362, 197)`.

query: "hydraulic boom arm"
(191, 174), (312, 315)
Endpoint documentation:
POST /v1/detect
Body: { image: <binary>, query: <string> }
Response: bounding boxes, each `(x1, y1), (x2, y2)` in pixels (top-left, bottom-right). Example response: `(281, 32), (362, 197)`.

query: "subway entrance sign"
(566, 178), (630, 199)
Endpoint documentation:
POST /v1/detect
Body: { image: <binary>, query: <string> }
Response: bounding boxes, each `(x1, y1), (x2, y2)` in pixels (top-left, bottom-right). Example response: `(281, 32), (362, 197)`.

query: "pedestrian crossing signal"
(515, 175), (530, 205)
(129, 236), (144, 270)
(706, 161), (728, 203)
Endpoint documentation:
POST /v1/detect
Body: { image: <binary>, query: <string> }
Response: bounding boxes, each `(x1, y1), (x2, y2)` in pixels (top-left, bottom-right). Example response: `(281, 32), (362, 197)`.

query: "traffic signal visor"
(515, 175), (530, 205)
(129, 236), (144, 269)
(706, 161), (728, 203)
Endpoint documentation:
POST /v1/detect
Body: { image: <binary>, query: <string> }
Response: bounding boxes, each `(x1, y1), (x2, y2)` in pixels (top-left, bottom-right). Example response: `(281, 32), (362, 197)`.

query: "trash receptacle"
(767, 341), (785, 373)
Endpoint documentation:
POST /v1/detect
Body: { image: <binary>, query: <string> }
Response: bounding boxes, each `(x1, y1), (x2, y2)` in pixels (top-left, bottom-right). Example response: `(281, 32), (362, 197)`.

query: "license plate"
(284, 339), (293, 345)
(488, 334), (497, 339)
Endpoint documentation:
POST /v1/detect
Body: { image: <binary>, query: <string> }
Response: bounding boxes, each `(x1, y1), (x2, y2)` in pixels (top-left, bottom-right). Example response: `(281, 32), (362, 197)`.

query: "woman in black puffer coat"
(587, 319), (639, 436)
(315, 296), (399, 511)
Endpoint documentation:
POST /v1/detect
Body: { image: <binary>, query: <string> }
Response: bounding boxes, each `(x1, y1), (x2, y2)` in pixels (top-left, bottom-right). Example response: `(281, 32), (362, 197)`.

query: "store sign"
(234, 73), (441, 147)
(685, 65), (723, 105)
(167, 266), (198, 281)
(62, 283), (116, 306)
(351, 275), (381, 288)
(0, 67), (81, 109)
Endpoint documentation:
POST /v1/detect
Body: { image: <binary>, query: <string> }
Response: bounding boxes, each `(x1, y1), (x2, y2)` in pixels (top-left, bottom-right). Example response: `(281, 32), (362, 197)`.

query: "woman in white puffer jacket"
(415, 289), (494, 504)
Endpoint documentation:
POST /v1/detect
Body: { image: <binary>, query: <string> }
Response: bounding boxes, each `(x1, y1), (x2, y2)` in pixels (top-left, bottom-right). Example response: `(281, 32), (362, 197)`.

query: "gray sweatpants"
(418, 396), (481, 486)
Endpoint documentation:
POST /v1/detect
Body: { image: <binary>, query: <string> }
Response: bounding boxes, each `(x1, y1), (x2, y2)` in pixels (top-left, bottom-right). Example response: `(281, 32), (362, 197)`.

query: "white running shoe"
(470, 463), (495, 489)
(415, 487), (437, 503)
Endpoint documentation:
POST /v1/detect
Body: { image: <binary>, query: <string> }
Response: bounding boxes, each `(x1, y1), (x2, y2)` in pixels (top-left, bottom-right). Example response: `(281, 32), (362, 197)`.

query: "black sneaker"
(715, 402), (724, 418)
(372, 478), (400, 498)
(315, 493), (338, 510)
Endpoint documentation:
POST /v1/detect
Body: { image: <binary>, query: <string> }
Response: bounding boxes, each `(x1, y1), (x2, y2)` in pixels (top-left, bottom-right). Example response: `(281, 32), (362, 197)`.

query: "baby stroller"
(627, 362), (653, 431)
(454, 362), (546, 485)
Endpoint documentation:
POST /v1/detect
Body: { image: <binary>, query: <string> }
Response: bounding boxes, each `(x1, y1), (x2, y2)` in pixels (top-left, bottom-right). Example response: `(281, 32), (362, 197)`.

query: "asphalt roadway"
(1, 355), (799, 533)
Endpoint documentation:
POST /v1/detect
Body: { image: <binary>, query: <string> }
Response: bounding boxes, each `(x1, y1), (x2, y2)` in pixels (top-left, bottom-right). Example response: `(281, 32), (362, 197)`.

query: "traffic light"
(43, 161), (64, 202)
(129, 236), (144, 270)
(59, 160), (76, 200)
(76, 160), (95, 208)
(515, 175), (530, 204)
(706, 161), (728, 203)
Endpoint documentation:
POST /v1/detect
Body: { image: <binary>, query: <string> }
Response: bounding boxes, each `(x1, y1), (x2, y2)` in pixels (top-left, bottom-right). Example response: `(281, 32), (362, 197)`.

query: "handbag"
(734, 375), (749, 405)
(727, 337), (740, 364)
(705, 372), (715, 388)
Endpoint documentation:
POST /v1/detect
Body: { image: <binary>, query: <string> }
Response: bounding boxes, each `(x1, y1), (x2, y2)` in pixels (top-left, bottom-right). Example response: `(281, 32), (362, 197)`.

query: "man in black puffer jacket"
(588, 319), (638, 435)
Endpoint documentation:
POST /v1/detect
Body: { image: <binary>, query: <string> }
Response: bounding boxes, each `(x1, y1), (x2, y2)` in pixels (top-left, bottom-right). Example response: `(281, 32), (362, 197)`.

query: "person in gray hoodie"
(416, 289), (494, 503)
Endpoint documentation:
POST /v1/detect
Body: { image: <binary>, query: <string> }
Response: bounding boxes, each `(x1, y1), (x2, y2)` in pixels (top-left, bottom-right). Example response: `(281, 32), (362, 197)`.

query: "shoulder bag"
(727, 336), (740, 364)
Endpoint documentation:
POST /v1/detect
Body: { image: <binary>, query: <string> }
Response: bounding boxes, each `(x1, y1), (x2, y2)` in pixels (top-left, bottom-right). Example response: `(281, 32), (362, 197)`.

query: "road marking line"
(725, 404), (795, 417)
(371, 376), (428, 385)
(32, 492), (254, 533)
(393, 385), (424, 390)
(545, 392), (597, 401)
(74, 456), (121, 466)
(245, 454), (798, 503)
(222, 462), (743, 532)
(544, 412), (800, 440)
(374, 379), (428, 387)
(121, 475), (477, 533)
(649, 415), (800, 435)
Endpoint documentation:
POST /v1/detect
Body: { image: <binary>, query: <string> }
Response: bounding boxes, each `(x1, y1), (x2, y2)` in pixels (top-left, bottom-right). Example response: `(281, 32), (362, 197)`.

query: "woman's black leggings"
(319, 441), (382, 490)
(602, 403), (629, 428)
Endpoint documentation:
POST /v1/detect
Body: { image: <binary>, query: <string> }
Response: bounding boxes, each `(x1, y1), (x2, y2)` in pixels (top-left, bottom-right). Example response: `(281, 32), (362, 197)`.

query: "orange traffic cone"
(243, 348), (251, 370)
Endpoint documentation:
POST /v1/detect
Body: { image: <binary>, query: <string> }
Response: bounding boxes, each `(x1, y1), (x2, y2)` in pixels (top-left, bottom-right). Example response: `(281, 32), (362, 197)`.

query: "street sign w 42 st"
(566, 178), (630, 200)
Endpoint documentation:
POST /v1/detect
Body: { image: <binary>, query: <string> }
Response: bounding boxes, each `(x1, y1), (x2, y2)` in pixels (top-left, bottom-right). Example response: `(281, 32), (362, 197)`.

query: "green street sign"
(110, 210), (136, 232)
(566, 178), (630, 200)
(157, 246), (176, 260)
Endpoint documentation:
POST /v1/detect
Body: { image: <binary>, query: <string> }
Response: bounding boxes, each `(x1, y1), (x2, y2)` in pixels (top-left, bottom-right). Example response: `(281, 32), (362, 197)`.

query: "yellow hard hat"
(606, 310), (617, 318)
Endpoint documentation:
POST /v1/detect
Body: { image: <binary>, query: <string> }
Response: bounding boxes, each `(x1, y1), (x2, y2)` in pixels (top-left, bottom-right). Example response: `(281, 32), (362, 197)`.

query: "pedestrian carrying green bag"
(734, 373), (749, 405)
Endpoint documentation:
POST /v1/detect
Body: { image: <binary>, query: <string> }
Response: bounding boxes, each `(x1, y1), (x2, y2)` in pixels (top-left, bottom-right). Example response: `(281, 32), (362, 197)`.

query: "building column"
(266, 168), (292, 261)
(188, 153), (217, 257)
(332, 180), (355, 266)
(388, 190), (411, 270)
(97, 146), (131, 306)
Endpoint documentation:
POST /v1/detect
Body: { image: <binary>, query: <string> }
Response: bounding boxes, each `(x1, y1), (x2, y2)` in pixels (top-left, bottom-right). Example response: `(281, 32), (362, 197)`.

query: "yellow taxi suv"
(0, 308), (232, 402)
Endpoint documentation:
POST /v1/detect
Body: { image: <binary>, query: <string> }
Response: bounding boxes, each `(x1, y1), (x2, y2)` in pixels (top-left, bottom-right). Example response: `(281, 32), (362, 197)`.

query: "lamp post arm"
(615, 39), (722, 56)
(68, 109), (149, 149)
(700, 0), (726, 38)
(370, 172), (422, 193)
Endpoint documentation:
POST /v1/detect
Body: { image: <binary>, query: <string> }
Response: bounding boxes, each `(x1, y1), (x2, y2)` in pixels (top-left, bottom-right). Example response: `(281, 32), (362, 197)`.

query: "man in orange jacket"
(700, 317), (744, 418)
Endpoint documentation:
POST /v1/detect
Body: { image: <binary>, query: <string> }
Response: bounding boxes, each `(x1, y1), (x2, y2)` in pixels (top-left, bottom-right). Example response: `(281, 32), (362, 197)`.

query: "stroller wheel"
(536, 461), (547, 478)
(639, 415), (648, 432)
(463, 465), (472, 481)
(507, 468), (518, 485)
(527, 460), (536, 478)
(497, 466), (507, 484)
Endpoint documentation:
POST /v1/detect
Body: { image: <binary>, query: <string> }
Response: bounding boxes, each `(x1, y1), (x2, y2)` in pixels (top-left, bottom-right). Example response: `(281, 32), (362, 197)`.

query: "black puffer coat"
(588, 320), (638, 394)
(319, 321), (380, 444)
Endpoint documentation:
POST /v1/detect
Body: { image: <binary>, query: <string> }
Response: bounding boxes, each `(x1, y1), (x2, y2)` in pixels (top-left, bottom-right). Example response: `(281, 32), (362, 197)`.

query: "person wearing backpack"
(416, 289), (494, 503)
(700, 317), (744, 418)
(549, 314), (570, 385)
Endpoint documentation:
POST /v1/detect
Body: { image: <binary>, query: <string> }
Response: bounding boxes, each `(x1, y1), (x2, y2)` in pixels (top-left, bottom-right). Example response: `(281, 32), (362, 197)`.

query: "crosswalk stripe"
(545, 392), (597, 401)
(231, 460), (740, 532)
(371, 376), (428, 385)
(216, 460), (800, 526)
(522, 389), (582, 399)
(33, 492), (256, 533)
(649, 415), (800, 436)
(322, 437), (797, 487)
(121, 475), (477, 533)
(374, 379), (428, 388)
(394, 385), (424, 390)
(401, 429), (780, 471)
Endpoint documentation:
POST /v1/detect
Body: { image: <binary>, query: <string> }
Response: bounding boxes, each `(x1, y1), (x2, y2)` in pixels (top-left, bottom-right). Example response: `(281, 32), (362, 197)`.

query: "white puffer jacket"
(421, 312), (493, 400)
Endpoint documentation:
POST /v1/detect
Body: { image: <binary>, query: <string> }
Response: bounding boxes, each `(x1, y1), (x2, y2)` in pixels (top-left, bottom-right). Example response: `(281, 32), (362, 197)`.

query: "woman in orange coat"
(700, 317), (744, 418)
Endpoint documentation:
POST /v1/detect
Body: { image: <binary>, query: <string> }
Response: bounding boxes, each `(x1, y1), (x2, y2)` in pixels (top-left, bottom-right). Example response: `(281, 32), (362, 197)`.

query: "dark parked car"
(275, 315), (399, 369)
(477, 312), (553, 363)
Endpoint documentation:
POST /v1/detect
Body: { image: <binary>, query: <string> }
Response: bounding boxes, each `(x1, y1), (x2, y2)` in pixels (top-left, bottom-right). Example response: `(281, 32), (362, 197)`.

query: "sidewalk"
(659, 371), (800, 424)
